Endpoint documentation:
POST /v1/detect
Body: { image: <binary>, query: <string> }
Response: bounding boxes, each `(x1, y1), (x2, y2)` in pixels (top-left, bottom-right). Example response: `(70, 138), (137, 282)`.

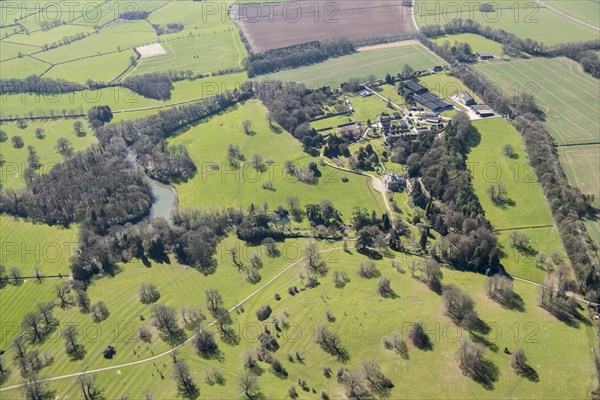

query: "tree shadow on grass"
(470, 332), (499, 353)
(516, 364), (540, 382)
(471, 359), (500, 390)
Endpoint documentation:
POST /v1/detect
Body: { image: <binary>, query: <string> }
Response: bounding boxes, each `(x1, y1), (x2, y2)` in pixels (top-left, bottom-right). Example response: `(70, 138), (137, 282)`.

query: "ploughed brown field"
(231, 0), (417, 52)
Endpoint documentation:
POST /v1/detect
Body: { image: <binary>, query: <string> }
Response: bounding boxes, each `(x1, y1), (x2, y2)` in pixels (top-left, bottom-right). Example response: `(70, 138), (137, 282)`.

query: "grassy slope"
(43, 50), (137, 84)
(8, 247), (594, 398)
(432, 33), (504, 54)
(170, 100), (385, 219)
(0, 119), (97, 189)
(256, 44), (445, 88)
(469, 118), (565, 282)
(544, 0), (600, 27)
(476, 57), (600, 145)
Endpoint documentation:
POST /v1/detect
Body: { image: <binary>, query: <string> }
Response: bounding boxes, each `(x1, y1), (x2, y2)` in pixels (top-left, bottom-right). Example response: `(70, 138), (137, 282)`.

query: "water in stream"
(126, 151), (177, 221)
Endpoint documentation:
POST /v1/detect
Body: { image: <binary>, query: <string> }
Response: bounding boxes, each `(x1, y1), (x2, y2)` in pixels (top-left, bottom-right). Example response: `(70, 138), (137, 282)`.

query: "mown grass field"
(256, 44), (445, 88)
(545, 0), (600, 28)
(414, 0), (599, 44)
(0, 56), (51, 79)
(431, 33), (504, 55)
(0, 119), (97, 189)
(170, 100), (385, 218)
(476, 57), (600, 145)
(310, 115), (355, 131)
(468, 118), (564, 281)
(2, 244), (593, 398)
(558, 144), (600, 247)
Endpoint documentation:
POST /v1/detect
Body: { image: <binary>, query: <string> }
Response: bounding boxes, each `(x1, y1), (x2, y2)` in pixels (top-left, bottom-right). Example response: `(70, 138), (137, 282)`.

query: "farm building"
(358, 89), (372, 97)
(401, 82), (453, 113)
(472, 104), (495, 117)
(477, 52), (495, 60)
(459, 91), (475, 106)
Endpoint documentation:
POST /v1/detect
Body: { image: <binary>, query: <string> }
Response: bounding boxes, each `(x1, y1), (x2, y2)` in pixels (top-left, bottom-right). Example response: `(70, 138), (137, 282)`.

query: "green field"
(545, 0), (600, 27)
(468, 118), (565, 281)
(257, 43), (445, 88)
(310, 115), (355, 131)
(0, 243), (593, 398)
(558, 144), (600, 247)
(170, 100), (385, 218)
(476, 57), (600, 145)
(415, 0), (599, 44)
(432, 33), (504, 55)
(0, 56), (51, 79)
(0, 119), (97, 189)
(127, 30), (245, 78)
(43, 50), (137, 84)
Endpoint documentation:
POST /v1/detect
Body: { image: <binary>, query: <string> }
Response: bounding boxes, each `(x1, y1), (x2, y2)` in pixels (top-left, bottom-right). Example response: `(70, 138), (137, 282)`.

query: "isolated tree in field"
(139, 283), (160, 304)
(16, 119), (27, 129)
(262, 238), (279, 258)
(486, 275), (523, 310)
(12, 135), (24, 148)
(239, 371), (262, 400)
(511, 347), (527, 372)
(249, 252), (263, 270)
(0, 153), (5, 168)
(421, 259), (443, 293)
(340, 370), (371, 400)
(256, 304), (272, 321)
(22, 311), (44, 343)
(91, 301), (109, 322)
(27, 146), (41, 170)
(502, 144), (516, 158)
(456, 339), (490, 382)
(9, 266), (22, 284)
(487, 182), (507, 204)
(62, 325), (84, 359)
(362, 359), (393, 395)
(138, 326), (152, 342)
(442, 284), (478, 326)
(151, 304), (180, 340)
(21, 373), (53, 400)
(316, 325), (349, 362)
(56, 138), (73, 157)
(36, 301), (55, 326)
(172, 361), (199, 399)
(55, 281), (72, 308)
(205, 288), (225, 316)
(508, 231), (531, 251)
(12, 335), (27, 360)
(358, 260), (379, 279)
(305, 241), (328, 276)
(0, 130), (7, 142)
(408, 322), (431, 350)
(193, 330), (219, 358)
(242, 119), (253, 135)
(87, 105), (113, 127)
(229, 246), (245, 271)
(333, 270), (349, 288)
(73, 121), (86, 137)
(382, 331), (408, 358)
(241, 349), (258, 370)
(35, 128), (45, 139)
(377, 276), (396, 298)
(77, 373), (101, 400)
(75, 289), (90, 312)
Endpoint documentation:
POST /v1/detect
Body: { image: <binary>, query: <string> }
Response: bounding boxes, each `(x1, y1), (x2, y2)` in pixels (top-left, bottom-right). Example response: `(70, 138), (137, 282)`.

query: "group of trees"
(393, 113), (499, 273)
(0, 137), (153, 226)
(0, 76), (84, 95)
(122, 73), (174, 100)
(152, 23), (185, 35)
(246, 39), (355, 77)
(255, 81), (330, 154)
